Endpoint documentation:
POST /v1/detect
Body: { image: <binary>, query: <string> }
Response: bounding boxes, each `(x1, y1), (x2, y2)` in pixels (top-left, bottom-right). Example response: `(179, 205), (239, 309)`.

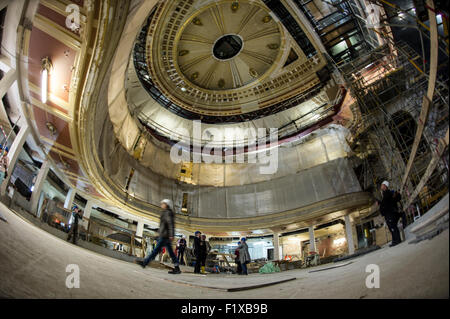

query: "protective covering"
(259, 262), (281, 274)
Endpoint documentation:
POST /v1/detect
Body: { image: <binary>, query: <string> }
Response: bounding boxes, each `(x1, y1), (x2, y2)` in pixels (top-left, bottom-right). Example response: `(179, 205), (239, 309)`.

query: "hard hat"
(160, 199), (173, 209)
(382, 181), (389, 187)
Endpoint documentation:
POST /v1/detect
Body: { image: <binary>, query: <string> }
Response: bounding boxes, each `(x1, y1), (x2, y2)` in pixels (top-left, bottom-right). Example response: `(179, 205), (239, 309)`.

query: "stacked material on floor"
(407, 194), (449, 244)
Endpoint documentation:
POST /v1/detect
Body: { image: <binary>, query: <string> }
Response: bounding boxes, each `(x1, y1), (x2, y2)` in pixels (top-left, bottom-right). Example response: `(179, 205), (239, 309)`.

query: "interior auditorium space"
(0, 0), (448, 303)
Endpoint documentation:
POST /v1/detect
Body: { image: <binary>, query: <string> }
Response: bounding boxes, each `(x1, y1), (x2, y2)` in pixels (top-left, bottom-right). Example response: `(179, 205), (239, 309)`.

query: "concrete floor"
(0, 203), (448, 299)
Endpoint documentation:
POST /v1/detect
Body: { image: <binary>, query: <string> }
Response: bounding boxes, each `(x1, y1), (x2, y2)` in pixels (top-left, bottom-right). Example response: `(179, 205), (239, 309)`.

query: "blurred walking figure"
(137, 199), (181, 274)
(377, 181), (402, 247)
(237, 238), (251, 275)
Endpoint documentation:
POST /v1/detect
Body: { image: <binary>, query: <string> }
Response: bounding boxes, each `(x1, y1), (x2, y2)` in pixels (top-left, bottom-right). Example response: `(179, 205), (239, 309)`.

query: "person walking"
(177, 235), (187, 265)
(377, 181), (402, 247)
(234, 241), (242, 275)
(237, 238), (251, 275)
(137, 199), (181, 274)
(193, 231), (202, 274)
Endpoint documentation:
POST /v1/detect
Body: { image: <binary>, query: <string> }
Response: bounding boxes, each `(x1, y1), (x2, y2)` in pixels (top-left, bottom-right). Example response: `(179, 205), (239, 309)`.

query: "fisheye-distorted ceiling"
(18, 0), (361, 230)
(133, 0), (331, 123)
(23, 0), (103, 198)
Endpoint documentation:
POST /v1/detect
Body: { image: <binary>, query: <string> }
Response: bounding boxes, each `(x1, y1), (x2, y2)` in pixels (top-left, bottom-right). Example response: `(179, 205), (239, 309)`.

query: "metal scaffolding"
(337, 0), (448, 223)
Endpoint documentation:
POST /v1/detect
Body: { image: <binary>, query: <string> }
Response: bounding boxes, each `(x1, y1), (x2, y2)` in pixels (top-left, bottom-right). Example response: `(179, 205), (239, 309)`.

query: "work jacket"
(178, 238), (186, 249)
(158, 208), (175, 239)
(237, 242), (251, 264)
(379, 189), (401, 218)
(193, 236), (202, 256)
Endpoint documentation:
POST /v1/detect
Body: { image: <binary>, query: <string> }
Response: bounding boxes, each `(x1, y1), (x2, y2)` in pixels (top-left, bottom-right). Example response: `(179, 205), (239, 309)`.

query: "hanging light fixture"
(41, 57), (52, 103)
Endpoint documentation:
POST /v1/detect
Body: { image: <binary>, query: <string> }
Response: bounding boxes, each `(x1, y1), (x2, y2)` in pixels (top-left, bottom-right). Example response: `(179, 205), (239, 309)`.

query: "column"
(64, 188), (76, 209)
(29, 159), (50, 215)
(0, 124), (30, 196)
(344, 214), (355, 255)
(308, 226), (316, 252)
(82, 200), (93, 229)
(272, 232), (280, 260)
(135, 220), (144, 242)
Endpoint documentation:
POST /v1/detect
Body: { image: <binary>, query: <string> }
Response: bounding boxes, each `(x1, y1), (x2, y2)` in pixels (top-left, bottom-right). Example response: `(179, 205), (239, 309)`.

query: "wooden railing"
(83, 218), (149, 258)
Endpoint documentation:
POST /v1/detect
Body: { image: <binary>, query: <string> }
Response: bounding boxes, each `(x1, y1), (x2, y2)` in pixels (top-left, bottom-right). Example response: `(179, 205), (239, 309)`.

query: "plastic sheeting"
(259, 262), (281, 274)
(104, 124), (350, 188)
(100, 123), (361, 218)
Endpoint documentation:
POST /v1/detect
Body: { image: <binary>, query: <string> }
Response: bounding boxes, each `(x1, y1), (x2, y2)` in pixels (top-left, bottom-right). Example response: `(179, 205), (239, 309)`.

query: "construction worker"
(237, 238), (251, 275)
(177, 235), (187, 265)
(137, 199), (181, 274)
(377, 181), (402, 247)
(193, 231), (202, 274)
(200, 234), (210, 274)
(67, 206), (83, 245)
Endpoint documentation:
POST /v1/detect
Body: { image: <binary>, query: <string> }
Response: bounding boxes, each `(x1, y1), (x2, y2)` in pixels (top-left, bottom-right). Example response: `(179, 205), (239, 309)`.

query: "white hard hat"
(160, 199), (173, 209)
(382, 181), (389, 187)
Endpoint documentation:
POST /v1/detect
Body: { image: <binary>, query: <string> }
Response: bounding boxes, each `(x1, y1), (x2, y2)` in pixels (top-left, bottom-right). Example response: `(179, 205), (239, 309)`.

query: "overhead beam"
(401, 0), (439, 191)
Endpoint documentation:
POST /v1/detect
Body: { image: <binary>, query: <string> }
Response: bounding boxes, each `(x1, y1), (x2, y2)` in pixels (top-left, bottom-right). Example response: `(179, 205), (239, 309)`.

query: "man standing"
(67, 206), (82, 245)
(193, 231), (202, 274)
(200, 234), (211, 274)
(237, 238), (251, 275)
(177, 235), (187, 265)
(137, 199), (181, 274)
(377, 181), (402, 247)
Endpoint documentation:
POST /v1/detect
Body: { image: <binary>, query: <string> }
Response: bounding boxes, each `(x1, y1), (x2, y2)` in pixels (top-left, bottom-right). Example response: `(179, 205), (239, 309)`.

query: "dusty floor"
(0, 203), (448, 299)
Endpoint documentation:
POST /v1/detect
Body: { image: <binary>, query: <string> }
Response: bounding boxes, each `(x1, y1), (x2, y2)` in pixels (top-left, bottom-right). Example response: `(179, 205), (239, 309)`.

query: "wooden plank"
(405, 131), (449, 208)
(162, 276), (297, 292)
(217, 253), (232, 268)
(227, 277), (297, 292)
(308, 261), (353, 273)
(401, 0), (439, 190)
(445, 129), (449, 146)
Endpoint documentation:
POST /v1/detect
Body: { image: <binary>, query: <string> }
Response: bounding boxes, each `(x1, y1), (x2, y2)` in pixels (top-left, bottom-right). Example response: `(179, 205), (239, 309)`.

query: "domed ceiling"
(175, 1), (282, 91)
(4, 0), (365, 233)
(70, 0), (362, 230)
(131, 0), (334, 125)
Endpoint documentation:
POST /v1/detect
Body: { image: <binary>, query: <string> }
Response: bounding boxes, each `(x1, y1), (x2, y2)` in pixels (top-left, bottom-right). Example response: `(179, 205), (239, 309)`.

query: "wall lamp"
(41, 57), (52, 103)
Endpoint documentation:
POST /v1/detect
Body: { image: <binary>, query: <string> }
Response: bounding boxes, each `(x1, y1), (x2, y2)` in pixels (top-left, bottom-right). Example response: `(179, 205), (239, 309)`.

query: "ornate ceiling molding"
(136, 0), (328, 120)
